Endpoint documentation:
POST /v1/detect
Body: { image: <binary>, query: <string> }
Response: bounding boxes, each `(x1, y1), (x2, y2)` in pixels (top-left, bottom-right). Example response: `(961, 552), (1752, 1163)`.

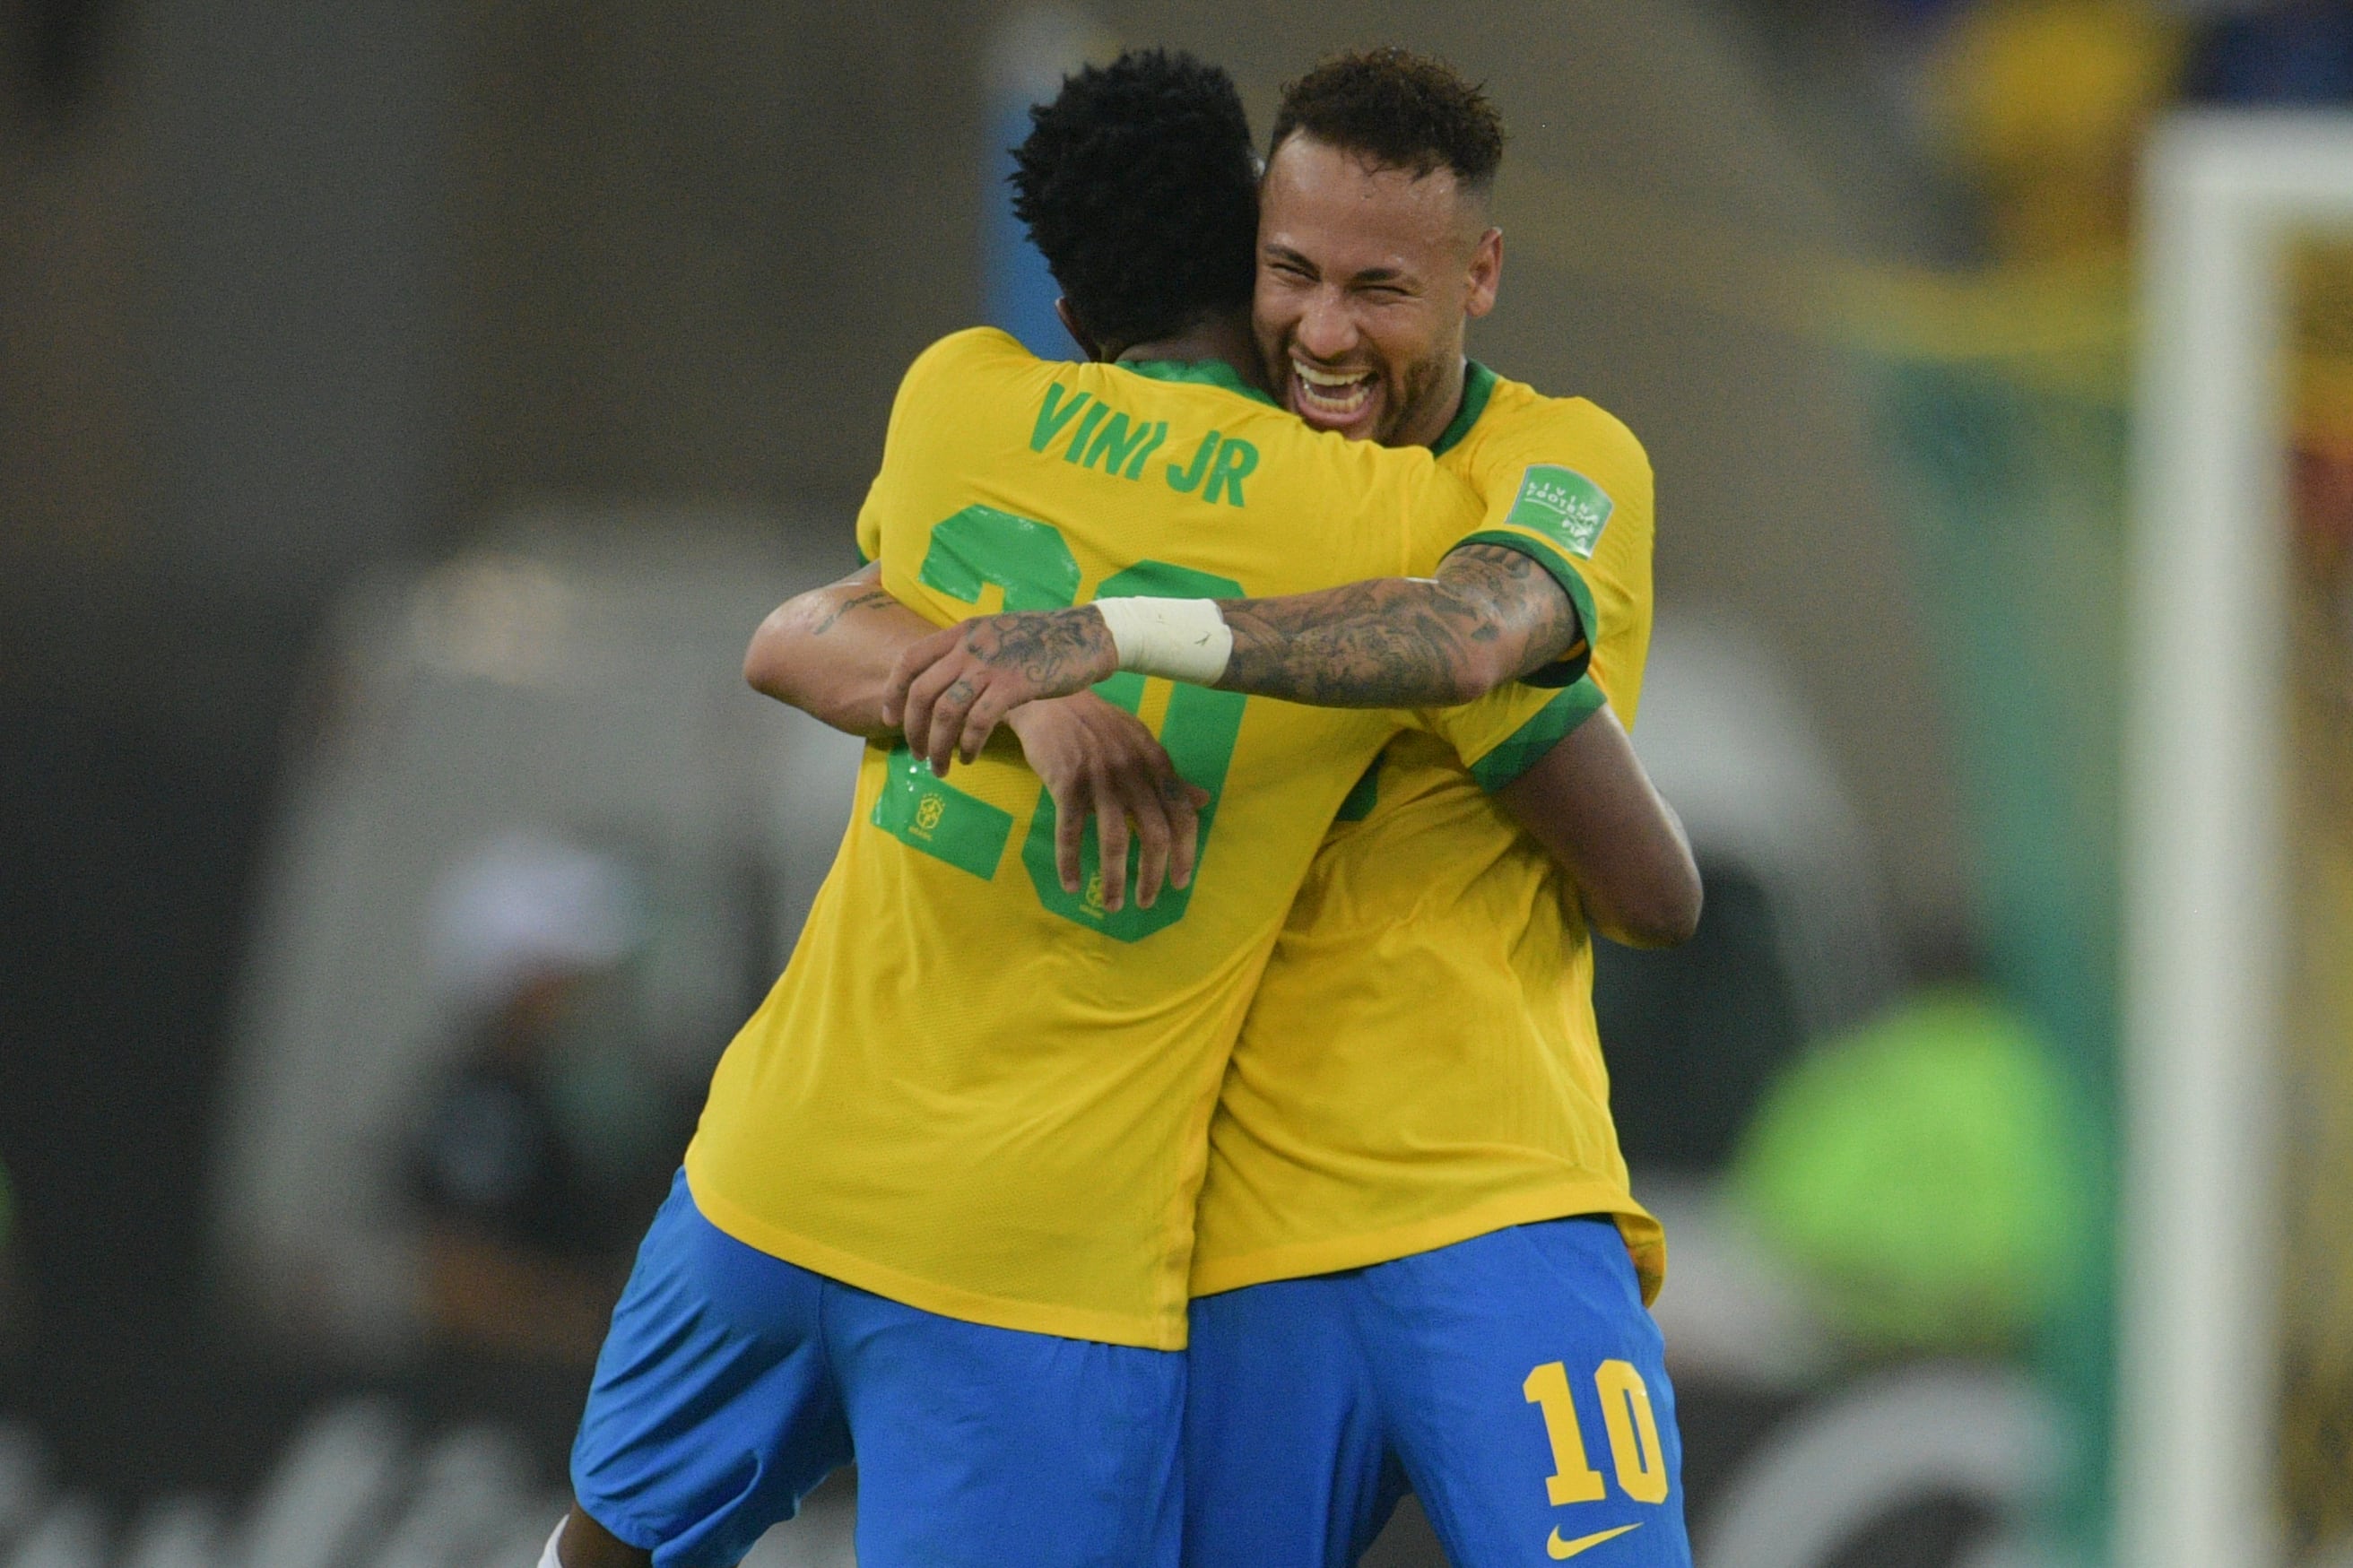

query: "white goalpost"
(2123, 110), (2353, 1568)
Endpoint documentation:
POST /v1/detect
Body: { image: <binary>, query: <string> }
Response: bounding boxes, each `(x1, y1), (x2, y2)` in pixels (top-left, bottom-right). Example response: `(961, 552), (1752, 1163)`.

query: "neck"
(1116, 312), (1269, 394)
(1397, 351), (1470, 452)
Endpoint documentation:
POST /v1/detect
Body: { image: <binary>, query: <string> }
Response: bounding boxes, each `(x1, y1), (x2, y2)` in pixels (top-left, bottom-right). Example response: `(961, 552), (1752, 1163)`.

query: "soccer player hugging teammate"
(885, 49), (1702, 1568)
(545, 48), (1693, 1568)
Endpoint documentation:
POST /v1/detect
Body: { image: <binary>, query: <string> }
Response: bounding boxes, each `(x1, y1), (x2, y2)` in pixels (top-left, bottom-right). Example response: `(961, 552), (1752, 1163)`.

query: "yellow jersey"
(1191, 363), (1669, 1303)
(686, 331), (1586, 1348)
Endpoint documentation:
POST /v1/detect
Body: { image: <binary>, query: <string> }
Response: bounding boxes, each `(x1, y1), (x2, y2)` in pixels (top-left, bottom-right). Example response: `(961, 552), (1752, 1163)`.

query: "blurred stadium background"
(4, 0), (2350, 1563)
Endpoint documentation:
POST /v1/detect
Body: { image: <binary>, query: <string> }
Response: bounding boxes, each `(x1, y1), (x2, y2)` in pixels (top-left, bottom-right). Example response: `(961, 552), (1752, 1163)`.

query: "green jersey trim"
(1429, 361), (1499, 457)
(1467, 675), (1606, 793)
(1116, 357), (1281, 407)
(1452, 529), (1596, 689)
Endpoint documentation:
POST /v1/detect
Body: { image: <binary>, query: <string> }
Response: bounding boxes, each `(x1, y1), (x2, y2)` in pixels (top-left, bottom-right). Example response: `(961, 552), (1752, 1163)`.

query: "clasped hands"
(886, 609), (1207, 913)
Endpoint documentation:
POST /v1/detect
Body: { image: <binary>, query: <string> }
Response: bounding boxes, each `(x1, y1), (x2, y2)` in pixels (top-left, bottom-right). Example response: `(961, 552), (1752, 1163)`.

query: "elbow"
(1649, 876), (1706, 948)
(1596, 865), (1704, 950)
(742, 609), (794, 700)
(1446, 641), (1517, 706)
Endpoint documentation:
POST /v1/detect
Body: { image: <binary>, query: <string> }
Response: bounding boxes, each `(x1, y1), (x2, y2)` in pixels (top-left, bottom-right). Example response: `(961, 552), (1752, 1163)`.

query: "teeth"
(1292, 360), (1375, 418)
(1294, 360), (1370, 388)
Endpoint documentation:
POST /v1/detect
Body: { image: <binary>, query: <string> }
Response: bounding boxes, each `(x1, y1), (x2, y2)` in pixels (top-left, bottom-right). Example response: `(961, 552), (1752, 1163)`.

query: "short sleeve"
(854, 475), (883, 566)
(1569, 433), (1656, 721)
(1446, 398), (1654, 706)
(1393, 459), (1495, 580)
(1417, 673), (1607, 793)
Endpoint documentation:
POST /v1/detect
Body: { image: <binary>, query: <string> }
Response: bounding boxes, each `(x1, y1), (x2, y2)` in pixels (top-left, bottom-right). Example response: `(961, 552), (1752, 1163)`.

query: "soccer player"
(546, 52), (1625, 1568)
(888, 50), (1697, 1568)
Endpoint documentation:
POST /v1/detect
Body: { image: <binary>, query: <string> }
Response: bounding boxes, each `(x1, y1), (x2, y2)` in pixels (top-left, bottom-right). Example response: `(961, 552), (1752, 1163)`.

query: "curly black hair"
(1270, 48), (1505, 194)
(1009, 49), (1260, 354)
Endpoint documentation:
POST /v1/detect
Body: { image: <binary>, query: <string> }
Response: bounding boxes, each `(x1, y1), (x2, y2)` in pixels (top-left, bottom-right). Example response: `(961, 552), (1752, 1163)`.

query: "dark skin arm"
(884, 542), (1580, 774)
(1496, 704), (1701, 948)
(744, 563), (1207, 911)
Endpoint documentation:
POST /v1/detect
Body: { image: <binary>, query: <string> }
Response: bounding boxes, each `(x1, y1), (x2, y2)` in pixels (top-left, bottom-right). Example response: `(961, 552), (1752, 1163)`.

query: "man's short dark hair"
(1270, 48), (1506, 194)
(1010, 49), (1259, 353)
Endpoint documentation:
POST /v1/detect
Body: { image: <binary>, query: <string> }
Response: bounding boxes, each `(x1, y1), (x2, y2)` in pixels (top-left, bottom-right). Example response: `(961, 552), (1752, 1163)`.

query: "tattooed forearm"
(745, 561), (941, 737)
(1215, 545), (1582, 707)
(808, 586), (899, 637)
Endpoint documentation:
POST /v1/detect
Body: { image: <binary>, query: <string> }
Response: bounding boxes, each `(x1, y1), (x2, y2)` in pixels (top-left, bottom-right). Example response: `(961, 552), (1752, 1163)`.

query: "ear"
(1055, 298), (1107, 361)
(1464, 227), (1502, 320)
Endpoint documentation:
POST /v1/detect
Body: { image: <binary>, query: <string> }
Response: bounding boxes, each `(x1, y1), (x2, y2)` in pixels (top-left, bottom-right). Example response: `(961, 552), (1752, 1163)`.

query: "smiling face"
(1253, 133), (1502, 449)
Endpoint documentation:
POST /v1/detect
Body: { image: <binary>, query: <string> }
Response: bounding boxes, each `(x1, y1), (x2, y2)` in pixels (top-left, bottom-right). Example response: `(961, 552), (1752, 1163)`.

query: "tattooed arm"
(888, 543), (1581, 772)
(743, 561), (923, 738)
(743, 561), (1208, 910)
(1217, 544), (1580, 708)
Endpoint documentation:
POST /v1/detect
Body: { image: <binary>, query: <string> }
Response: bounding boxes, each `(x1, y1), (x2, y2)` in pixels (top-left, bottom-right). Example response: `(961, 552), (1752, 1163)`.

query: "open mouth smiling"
(1290, 359), (1378, 423)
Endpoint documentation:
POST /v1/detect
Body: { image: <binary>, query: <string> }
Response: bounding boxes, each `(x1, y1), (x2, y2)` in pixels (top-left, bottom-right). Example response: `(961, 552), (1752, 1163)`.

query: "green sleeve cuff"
(1467, 675), (1606, 793)
(1453, 530), (1594, 689)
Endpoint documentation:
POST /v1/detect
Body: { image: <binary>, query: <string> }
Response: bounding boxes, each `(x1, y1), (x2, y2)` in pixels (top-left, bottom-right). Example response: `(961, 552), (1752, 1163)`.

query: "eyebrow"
(1262, 242), (1411, 287)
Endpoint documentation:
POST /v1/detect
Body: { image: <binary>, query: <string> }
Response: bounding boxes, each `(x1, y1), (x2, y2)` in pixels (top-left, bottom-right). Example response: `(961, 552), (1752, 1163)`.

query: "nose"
(1293, 286), (1359, 364)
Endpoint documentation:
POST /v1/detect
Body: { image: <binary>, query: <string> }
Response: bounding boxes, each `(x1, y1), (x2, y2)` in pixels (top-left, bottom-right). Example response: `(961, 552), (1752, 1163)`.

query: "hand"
(1004, 693), (1210, 912)
(884, 607), (1117, 775)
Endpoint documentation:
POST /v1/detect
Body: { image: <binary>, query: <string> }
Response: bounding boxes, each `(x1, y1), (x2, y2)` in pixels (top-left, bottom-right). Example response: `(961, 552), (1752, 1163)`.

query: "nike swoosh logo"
(1549, 1522), (1641, 1559)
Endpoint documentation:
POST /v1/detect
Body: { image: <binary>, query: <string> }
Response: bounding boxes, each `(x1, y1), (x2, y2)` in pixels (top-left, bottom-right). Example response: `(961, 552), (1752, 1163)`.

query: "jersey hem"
(1187, 1182), (1665, 1305)
(683, 1163), (1189, 1351)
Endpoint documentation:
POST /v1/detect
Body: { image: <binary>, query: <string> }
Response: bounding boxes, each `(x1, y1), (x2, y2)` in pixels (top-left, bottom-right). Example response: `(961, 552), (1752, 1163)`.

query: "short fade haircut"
(1269, 47), (1506, 195)
(1009, 49), (1260, 353)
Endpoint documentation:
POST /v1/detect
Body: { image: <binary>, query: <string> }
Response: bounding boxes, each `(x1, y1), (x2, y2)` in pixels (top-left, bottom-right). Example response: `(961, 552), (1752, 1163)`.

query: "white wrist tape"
(1093, 596), (1234, 685)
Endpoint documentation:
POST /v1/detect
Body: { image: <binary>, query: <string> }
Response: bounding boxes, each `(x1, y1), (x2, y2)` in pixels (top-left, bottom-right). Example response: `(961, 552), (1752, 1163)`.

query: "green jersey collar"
(1430, 360), (1498, 457)
(1116, 357), (1281, 407)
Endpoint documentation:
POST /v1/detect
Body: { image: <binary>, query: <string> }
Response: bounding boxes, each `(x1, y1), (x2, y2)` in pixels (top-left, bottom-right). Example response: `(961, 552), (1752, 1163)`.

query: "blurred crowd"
(1784, 0), (2353, 265)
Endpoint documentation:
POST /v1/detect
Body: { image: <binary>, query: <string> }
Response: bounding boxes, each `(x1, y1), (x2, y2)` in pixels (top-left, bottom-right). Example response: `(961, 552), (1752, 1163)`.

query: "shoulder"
(883, 329), (1066, 455)
(899, 326), (1041, 396)
(1472, 377), (1651, 481)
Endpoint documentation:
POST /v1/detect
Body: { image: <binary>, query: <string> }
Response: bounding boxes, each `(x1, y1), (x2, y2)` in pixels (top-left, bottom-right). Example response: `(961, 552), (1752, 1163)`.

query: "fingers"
(1092, 768), (1130, 912)
(896, 659), (954, 769)
(977, 687), (1218, 916)
(883, 627), (960, 730)
(900, 658), (979, 777)
(890, 628), (1002, 775)
(1163, 775), (1203, 894)
(1123, 770), (1174, 910)
(1054, 775), (1087, 888)
(925, 673), (980, 775)
(955, 682), (1017, 767)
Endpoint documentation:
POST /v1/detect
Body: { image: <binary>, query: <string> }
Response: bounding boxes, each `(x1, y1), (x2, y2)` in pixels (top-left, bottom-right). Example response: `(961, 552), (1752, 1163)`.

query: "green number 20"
(873, 504), (1246, 942)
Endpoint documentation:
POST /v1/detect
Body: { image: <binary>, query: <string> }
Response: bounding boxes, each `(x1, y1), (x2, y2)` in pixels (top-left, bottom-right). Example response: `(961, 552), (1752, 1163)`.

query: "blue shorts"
(572, 1171), (1185, 1568)
(1184, 1217), (1689, 1568)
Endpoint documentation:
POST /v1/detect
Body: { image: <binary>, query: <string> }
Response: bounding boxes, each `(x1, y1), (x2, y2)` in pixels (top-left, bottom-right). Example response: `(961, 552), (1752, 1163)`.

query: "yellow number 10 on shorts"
(1524, 1358), (1671, 1506)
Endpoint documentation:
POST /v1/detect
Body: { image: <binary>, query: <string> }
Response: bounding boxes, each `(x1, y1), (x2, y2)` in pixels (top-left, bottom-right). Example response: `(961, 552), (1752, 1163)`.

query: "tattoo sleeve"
(1214, 545), (1583, 708)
